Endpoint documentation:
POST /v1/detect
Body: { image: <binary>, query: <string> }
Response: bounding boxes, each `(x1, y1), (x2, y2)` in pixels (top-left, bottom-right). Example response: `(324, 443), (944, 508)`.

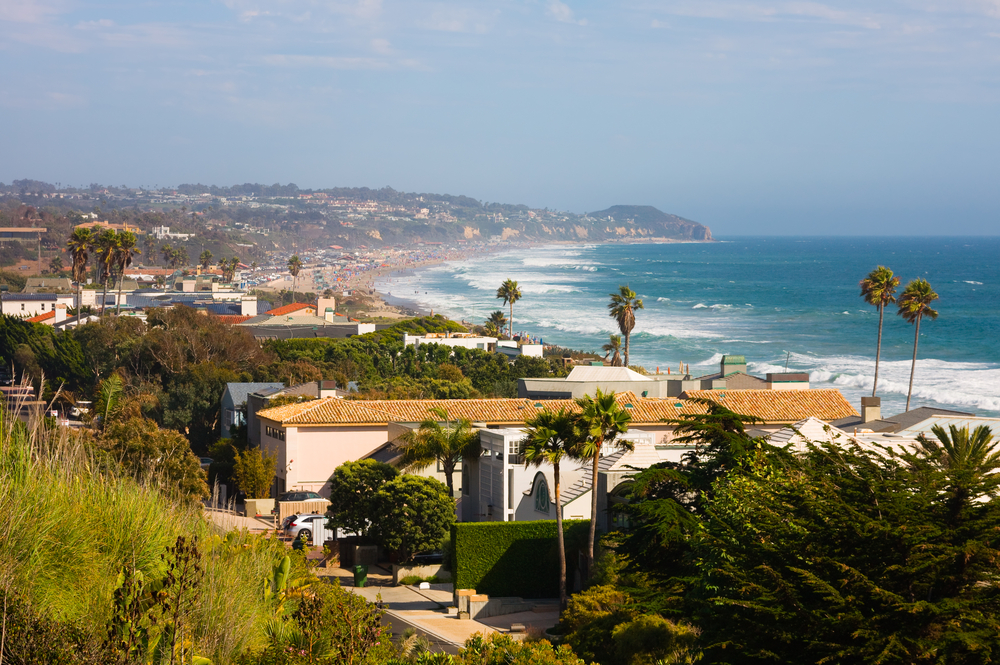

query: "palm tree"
(66, 227), (93, 314)
(608, 285), (644, 368)
(521, 408), (580, 608)
(220, 257), (240, 283)
(574, 388), (633, 578)
(487, 310), (508, 335)
(496, 279), (522, 340)
(288, 255), (304, 302)
(483, 321), (501, 338)
(113, 231), (139, 314)
(161, 244), (174, 267)
(199, 249), (213, 270)
(93, 229), (119, 317)
(859, 266), (900, 396)
(398, 406), (481, 498)
(897, 278), (939, 411)
(916, 424), (1000, 523)
(49, 256), (63, 273)
(143, 235), (156, 263)
(602, 334), (623, 367)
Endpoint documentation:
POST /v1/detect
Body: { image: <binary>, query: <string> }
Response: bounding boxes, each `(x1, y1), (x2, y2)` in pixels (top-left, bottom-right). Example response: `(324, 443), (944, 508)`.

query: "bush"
(234, 446), (277, 499)
(327, 460), (399, 537)
(459, 633), (586, 665)
(560, 585), (634, 664)
(451, 520), (588, 598)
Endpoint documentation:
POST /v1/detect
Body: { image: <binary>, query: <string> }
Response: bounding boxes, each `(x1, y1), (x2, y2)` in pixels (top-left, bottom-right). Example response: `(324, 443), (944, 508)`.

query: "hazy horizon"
(3, 1), (999, 236)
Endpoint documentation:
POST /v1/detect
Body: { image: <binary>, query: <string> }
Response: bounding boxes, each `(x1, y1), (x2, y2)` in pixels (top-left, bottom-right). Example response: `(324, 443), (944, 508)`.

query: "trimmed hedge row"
(451, 520), (589, 598)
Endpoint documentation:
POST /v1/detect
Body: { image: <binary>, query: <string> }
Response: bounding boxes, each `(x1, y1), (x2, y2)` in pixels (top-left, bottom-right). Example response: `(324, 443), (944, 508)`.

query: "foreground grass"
(0, 413), (285, 664)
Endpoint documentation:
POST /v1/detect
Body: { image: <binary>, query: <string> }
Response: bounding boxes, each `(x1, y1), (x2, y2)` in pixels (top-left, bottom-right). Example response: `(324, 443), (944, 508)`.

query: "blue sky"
(2, 0), (999, 235)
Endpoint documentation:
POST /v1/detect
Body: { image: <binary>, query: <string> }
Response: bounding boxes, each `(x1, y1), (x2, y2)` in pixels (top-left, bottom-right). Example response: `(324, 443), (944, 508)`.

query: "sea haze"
(376, 237), (1000, 419)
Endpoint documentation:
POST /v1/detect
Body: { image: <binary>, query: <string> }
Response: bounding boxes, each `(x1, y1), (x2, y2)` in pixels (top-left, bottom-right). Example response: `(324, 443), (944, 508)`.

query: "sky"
(2, 0), (1000, 235)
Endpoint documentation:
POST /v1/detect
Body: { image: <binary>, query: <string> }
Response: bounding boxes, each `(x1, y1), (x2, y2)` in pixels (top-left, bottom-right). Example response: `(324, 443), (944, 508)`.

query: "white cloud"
(0, 0), (68, 24)
(547, 0), (586, 25)
(371, 37), (392, 54)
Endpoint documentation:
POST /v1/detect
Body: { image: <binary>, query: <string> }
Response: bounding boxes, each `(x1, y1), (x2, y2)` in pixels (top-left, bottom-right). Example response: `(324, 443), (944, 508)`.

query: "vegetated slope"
(588, 205), (712, 241)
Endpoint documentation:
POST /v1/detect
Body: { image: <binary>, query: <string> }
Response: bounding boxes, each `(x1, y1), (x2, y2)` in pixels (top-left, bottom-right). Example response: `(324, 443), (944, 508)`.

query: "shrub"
(327, 460), (399, 537)
(460, 633), (585, 665)
(451, 520), (588, 598)
(560, 585), (634, 664)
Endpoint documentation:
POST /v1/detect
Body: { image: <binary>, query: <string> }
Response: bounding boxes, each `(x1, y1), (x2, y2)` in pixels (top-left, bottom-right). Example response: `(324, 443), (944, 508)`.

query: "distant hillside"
(588, 205), (712, 241)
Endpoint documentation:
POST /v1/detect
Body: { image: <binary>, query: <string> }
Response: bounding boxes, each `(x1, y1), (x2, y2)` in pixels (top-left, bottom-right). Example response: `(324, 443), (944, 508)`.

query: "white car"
(282, 513), (326, 541)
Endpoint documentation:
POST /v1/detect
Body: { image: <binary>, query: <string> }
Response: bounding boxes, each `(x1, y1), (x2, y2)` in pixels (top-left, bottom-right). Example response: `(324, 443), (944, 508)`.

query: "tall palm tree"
(398, 406), (481, 498)
(608, 285), (644, 368)
(521, 408), (581, 608)
(602, 334), (623, 367)
(93, 229), (119, 317)
(897, 278), (939, 411)
(199, 249), (213, 270)
(143, 235), (156, 264)
(288, 255), (303, 302)
(859, 266), (900, 396)
(496, 279), (522, 340)
(114, 231), (139, 314)
(574, 388), (633, 578)
(66, 227), (93, 315)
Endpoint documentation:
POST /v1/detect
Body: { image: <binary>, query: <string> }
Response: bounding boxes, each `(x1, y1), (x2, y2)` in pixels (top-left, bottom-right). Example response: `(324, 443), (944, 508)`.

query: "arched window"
(533, 472), (550, 513)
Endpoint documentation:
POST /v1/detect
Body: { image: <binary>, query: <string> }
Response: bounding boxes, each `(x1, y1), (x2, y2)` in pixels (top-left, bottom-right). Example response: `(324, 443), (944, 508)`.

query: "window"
(20, 304), (25, 311)
(533, 472), (550, 513)
(40, 303), (45, 311)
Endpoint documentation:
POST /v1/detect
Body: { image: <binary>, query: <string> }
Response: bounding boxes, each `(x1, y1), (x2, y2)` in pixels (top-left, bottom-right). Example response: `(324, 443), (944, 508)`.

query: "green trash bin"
(353, 564), (368, 588)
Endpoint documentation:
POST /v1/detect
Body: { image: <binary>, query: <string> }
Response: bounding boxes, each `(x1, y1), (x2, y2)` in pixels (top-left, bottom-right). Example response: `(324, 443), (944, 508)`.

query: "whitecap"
(692, 303), (708, 309)
(964, 280), (983, 285)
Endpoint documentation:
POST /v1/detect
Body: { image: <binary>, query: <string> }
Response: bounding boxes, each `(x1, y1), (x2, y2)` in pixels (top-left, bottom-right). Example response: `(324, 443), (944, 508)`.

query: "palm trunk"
(100, 268), (110, 318)
(509, 303), (514, 340)
(587, 442), (600, 580)
(873, 304), (885, 396)
(623, 332), (630, 369)
(76, 280), (82, 322)
(554, 463), (566, 608)
(115, 266), (125, 314)
(906, 317), (921, 411)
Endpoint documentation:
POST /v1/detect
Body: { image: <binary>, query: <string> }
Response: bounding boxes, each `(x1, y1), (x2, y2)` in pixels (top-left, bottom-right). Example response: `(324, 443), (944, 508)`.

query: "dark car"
(411, 551), (444, 565)
(277, 491), (324, 502)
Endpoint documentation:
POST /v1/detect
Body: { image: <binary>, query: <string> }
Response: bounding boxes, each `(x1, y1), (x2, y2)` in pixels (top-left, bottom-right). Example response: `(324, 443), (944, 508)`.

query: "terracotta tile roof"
(25, 311), (55, 323)
(215, 314), (252, 324)
(678, 389), (858, 423)
(266, 303), (316, 316)
(256, 389), (857, 428)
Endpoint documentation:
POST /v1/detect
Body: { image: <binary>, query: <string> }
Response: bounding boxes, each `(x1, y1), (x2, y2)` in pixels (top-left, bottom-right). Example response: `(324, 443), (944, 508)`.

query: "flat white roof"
(565, 366), (652, 382)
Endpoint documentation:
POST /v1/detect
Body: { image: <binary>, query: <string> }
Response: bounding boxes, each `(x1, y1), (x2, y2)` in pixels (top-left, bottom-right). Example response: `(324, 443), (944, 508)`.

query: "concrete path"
(316, 564), (561, 652)
(203, 509), (276, 532)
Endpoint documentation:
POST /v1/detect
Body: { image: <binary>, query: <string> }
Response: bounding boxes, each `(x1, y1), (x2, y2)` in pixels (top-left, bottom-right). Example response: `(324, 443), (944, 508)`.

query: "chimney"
(861, 396), (881, 423)
(324, 307), (334, 323)
(54, 303), (67, 324)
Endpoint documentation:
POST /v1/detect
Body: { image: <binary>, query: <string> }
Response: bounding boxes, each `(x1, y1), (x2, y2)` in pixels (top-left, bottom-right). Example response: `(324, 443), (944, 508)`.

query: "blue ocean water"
(376, 237), (1000, 418)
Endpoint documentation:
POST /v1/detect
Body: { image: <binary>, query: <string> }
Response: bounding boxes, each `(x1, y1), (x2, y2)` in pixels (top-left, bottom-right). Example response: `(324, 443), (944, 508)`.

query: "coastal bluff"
(588, 205), (712, 241)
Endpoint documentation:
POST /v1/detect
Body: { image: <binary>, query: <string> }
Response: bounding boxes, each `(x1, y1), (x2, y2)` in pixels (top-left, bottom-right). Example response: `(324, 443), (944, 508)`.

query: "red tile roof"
(678, 389), (859, 423)
(215, 314), (252, 324)
(266, 302), (316, 316)
(25, 311), (55, 323)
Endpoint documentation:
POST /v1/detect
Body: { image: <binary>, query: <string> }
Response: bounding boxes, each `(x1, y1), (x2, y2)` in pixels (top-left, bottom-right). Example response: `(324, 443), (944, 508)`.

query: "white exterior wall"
(404, 333), (497, 351)
(2, 295), (75, 317)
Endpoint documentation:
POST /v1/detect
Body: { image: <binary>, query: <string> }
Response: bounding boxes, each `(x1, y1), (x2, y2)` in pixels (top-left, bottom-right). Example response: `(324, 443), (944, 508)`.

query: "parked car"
(277, 491), (324, 502)
(282, 513), (326, 541)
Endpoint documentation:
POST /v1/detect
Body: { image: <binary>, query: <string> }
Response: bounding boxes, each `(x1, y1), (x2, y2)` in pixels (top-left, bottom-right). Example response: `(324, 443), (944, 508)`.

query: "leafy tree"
(693, 431), (1000, 664)
(159, 361), (243, 452)
(327, 460), (399, 538)
(575, 388), (632, 578)
(232, 446), (277, 499)
(897, 277), (939, 410)
(371, 475), (455, 561)
(859, 265), (899, 396)
(521, 408), (581, 607)
(398, 406), (480, 497)
(495, 279), (521, 339)
(99, 415), (209, 505)
(607, 285), (643, 368)
(602, 334), (623, 367)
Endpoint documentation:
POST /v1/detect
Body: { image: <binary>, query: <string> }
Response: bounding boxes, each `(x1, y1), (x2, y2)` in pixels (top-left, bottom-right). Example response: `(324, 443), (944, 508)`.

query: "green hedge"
(451, 520), (589, 598)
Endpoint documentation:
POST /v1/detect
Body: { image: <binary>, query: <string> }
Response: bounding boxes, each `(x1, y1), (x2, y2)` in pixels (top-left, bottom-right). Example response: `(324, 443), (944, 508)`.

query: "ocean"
(376, 237), (1000, 419)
